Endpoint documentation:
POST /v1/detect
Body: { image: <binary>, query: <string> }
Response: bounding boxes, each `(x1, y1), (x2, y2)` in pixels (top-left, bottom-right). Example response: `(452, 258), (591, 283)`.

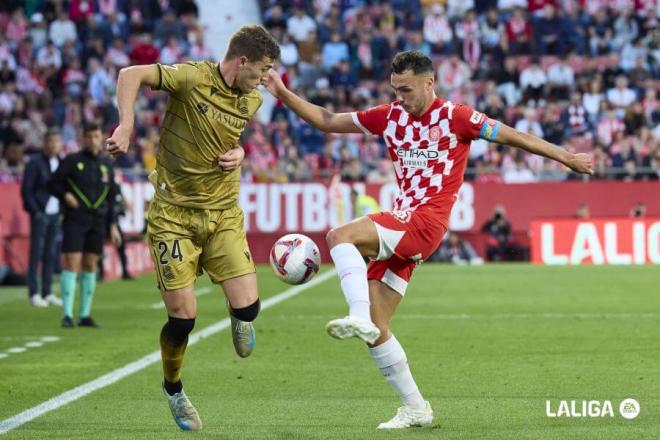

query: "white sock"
(369, 334), (426, 409)
(330, 243), (371, 321)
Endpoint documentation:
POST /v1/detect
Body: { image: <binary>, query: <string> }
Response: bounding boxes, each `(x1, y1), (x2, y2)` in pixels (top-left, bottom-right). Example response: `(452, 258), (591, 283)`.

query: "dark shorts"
(61, 216), (106, 255)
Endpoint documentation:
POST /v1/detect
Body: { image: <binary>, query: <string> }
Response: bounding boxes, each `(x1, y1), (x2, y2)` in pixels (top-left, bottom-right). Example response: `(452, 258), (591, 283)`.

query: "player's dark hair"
(83, 122), (101, 133)
(391, 50), (434, 75)
(226, 25), (280, 62)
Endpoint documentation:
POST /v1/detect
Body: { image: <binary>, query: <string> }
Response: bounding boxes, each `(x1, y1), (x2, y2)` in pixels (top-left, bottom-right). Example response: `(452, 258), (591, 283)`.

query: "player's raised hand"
(262, 69), (285, 98)
(566, 152), (593, 175)
(106, 124), (132, 157)
(218, 145), (245, 171)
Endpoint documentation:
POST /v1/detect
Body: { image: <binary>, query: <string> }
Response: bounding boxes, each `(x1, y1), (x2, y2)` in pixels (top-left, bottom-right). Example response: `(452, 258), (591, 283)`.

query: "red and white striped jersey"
(352, 98), (489, 227)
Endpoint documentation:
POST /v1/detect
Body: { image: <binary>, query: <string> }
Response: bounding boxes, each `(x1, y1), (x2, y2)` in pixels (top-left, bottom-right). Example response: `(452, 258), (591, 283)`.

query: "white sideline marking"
(0, 335), (63, 361)
(149, 287), (213, 309)
(0, 270), (336, 435)
(40, 336), (60, 342)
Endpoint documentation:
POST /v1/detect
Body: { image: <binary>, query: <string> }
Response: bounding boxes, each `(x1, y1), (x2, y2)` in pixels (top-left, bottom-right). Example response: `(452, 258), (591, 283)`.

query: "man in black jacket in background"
(48, 122), (121, 328)
(21, 128), (64, 308)
(481, 205), (523, 261)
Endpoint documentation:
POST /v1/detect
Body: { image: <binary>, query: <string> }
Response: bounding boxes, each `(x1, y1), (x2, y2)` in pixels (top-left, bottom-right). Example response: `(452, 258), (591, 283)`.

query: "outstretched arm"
(106, 65), (159, 156)
(263, 69), (361, 134)
(494, 123), (593, 174)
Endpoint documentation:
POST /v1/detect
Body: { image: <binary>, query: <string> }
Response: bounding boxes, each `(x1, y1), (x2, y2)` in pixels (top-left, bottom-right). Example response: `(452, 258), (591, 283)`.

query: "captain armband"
(478, 118), (501, 142)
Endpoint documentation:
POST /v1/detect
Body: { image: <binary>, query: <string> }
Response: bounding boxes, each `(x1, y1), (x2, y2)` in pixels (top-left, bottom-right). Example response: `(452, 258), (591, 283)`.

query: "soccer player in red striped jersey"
(264, 50), (592, 429)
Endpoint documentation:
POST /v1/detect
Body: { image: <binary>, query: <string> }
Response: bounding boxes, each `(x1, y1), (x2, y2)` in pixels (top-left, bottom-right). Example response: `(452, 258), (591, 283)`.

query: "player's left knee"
(230, 298), (260, 322)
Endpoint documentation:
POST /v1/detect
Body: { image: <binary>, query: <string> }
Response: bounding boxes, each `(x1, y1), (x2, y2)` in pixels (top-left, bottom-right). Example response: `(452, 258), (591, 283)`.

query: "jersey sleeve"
(152, 62), (203, 96)
(351, 104), (390, 136)
(450, 104), (491, 142)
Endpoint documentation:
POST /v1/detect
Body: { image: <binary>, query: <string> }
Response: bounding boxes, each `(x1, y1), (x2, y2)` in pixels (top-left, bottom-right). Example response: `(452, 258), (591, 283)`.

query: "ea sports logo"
(619, 398), (640, 419)
(429, 126), (440, 141)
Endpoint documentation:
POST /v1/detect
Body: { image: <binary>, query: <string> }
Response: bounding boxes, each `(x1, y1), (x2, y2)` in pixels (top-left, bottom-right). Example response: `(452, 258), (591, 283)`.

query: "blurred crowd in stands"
(0, 0), (202, 182)
(0, 0), (658, 185)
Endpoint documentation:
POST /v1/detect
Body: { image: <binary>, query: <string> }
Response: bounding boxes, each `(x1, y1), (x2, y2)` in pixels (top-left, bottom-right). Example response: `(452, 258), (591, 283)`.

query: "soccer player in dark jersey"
(265, 50), (592, 429)
(106, 25), (280, 431)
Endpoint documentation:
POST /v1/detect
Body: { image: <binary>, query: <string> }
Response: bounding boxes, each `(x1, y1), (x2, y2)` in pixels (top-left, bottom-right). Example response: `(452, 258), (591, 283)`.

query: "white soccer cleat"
(377, 402), (434, 429)
(30, 295), (49, 308)
(325, 316), (381, 344)
(163, 386), (202, 431)
(44, 294), (63, 307)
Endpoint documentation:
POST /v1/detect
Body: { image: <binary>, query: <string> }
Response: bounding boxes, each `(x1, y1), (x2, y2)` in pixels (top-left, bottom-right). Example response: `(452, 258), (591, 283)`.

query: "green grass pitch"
(1, 264), (658, 439)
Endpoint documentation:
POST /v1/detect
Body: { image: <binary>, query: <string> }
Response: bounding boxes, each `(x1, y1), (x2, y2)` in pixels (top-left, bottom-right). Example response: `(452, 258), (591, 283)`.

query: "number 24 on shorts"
(157, 240), (184, 265)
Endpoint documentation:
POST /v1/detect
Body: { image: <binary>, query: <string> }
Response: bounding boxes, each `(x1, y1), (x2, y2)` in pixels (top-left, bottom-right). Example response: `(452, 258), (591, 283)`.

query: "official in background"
(48, 122), (121, 328)
(21, 128), (64, 308)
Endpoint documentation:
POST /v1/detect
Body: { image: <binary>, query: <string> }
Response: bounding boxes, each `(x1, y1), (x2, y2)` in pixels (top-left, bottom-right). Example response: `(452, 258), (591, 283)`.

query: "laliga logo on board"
(545, 398), (640, 419)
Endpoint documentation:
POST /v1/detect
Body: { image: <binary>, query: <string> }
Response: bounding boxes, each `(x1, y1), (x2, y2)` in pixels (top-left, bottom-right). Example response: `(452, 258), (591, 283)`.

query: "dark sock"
(163, 378), (183, 396)
(160, 316), (195, 390)
(229, 298), (261, 322)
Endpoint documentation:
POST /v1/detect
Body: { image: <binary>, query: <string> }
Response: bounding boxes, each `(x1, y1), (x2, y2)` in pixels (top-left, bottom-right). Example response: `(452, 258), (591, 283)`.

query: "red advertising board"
(239, 181), (660, 234)
(530, 218), (660, 265)
(2, 181), (659, 268)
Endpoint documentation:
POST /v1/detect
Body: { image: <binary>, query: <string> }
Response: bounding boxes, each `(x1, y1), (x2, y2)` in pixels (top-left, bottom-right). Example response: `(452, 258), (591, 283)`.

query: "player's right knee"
(164, 316), (195, 342)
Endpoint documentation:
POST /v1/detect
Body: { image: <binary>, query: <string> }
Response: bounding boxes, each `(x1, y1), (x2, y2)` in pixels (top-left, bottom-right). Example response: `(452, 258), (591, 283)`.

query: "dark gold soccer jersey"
(150, 60), (262, 209)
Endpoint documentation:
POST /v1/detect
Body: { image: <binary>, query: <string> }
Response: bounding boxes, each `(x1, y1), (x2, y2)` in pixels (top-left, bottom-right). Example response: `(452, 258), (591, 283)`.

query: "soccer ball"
(270, 234), (321, 285)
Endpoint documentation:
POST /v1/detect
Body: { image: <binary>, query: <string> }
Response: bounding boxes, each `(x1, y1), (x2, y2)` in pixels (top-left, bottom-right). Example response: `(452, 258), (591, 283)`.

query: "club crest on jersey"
(392, 210), (412, 223)
(397, 148), (439, 169)
(238, 97), (249, 114)
(429, 126), (440, 141)
(196, 102), (208, 114)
